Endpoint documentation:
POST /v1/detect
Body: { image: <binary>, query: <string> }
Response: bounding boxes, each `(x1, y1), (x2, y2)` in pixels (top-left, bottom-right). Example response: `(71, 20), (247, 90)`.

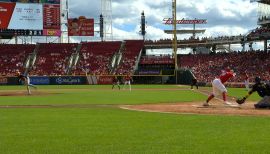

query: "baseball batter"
(16, 71), (37, 95)
(203, 69), (236, 106)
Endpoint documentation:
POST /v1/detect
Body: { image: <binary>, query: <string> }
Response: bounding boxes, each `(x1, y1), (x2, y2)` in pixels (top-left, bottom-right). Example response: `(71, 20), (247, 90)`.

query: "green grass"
(0, 85), (268, 154)
(0, 85), (205, 105)
(1, 108), (270, 154)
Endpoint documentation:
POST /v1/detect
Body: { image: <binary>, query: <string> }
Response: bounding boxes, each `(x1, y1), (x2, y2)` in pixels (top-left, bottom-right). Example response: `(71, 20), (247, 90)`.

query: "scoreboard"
(0, 0), (60, 36)
(43, 4), (60, 36)
(43, 4), (60, 29)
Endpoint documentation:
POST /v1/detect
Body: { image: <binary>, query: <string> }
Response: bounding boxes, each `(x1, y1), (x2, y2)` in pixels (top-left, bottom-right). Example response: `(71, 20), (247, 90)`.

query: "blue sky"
(69, 0), (259, 41)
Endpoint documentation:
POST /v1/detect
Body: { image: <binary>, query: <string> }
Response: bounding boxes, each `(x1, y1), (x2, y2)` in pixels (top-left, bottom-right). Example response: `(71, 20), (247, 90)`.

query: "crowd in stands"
(248, 27), (270, 38)
(75, 41), (121, 75)
(144, 35), (244, 46)
(0, 44), (35, 76)
(1, 42), (270, 84)
(115, 40), (144, 75)
(179, 50), (270, 83)
(144, 37), (205, 45)
(31, 43), (77, 76)
(204, 35), (243, 42)
(258, 16), (270, 22)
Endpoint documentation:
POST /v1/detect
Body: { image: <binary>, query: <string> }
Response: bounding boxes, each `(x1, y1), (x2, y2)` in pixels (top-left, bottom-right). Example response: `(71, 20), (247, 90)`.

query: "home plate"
(224, 104), (241, 108)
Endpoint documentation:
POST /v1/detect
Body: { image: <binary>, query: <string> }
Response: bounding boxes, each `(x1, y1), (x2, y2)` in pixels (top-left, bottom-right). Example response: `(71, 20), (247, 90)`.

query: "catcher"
(236, 77), (270, 109)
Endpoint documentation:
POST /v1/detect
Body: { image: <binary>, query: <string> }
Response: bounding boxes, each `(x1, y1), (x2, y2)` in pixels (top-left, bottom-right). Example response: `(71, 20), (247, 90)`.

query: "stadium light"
(100, 14), (104, 40)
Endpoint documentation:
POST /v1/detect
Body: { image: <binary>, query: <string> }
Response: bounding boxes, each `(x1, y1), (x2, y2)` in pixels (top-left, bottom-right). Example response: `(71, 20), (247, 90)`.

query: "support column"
(264, 40), (267, 52)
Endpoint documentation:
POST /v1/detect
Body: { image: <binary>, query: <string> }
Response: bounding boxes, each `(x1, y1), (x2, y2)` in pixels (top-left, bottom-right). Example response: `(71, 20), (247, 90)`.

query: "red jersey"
(125, 75), (132, 81)
(219, 72), (234, 83)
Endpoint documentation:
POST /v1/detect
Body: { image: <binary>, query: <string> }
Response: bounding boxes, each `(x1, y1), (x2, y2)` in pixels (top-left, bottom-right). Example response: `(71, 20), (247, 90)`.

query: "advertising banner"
(0, 0), (59, 3)
(86, 76), (113, 85)
(39, 0), (60, 4)
(138, 70), (161, 75)
(29, 76), (50, 85)
(7, 77), (19, 85)
(43, 29), (60, 36)
(0, 77), (8, 85)
(0, 0), (39, 2)
(50, 76), (87, 85)
(68, 17), (94, 36)
(0, 2), (15, 29)
(43, 4), (60, 32)
(97, 76), (113, 84)
(8, 3), (43, 30)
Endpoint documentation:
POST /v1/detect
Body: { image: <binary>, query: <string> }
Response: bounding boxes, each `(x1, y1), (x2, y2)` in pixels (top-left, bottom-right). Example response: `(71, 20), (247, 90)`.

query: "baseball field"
(0, 85), (270, 154)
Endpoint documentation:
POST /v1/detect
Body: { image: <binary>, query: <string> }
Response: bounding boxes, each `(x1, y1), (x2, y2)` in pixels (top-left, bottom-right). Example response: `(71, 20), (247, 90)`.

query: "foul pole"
(172, 0), (178, 84)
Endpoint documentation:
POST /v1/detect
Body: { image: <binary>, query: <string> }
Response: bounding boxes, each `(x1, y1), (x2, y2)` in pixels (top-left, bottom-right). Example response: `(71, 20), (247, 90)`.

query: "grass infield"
(0, 85), (267, 154)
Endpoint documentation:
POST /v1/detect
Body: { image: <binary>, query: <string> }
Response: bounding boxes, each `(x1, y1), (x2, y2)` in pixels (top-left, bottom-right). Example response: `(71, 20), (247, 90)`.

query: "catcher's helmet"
(255, 76), (261, 84)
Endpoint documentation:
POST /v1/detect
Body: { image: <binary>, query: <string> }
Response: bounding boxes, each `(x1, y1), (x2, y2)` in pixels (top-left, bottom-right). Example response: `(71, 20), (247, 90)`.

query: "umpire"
(238, 77), (270, 109)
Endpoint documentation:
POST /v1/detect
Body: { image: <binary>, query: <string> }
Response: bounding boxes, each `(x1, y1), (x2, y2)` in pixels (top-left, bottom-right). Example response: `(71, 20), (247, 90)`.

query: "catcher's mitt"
(236, 97), (246, 104)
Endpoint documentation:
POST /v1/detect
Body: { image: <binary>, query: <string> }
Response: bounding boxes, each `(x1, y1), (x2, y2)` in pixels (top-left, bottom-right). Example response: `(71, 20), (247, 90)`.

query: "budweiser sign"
(163, 18), (207, 24)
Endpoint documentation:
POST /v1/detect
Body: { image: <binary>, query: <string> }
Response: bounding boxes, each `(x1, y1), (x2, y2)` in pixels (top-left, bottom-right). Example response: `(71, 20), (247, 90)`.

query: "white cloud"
(68, 0), (258, 42)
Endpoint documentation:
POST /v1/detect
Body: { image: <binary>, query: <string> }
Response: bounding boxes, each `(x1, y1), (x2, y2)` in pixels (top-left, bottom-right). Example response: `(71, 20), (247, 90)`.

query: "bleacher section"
(179, 51), (270, 83)
(0, 44), (35, 76)
(75, 41), (122, 75)
(115, 40), (144, 75)
(1, 42), (269, 84)
(32, 43), (77, 76)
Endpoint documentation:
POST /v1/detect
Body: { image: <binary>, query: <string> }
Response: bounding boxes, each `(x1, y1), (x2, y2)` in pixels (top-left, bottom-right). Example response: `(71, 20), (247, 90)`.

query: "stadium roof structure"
(251, 0), (270, 4)
(164, 30), (205, 34)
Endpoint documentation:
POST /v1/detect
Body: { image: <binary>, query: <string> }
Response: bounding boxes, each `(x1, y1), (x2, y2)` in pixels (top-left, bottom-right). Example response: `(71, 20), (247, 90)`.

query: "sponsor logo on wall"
(55, 77), (83, 84)
(30, 77), (50, 85)
(0, 77), (8, 84)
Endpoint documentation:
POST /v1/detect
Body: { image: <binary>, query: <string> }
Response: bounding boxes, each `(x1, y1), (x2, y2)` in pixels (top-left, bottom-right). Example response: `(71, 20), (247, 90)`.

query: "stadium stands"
(179, 50), (270, 83)
(0, 44), (35, 76)
(31, 43), (77, 76)
(247, 27), (270, 38)
(0, 42), (269, 85)
(115, 40), (144, 75)
(75, 41), (122, 75)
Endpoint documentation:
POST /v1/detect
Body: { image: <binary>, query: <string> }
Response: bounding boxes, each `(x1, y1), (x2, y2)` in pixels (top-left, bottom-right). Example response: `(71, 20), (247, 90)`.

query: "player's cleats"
(202, 102), (209, 107)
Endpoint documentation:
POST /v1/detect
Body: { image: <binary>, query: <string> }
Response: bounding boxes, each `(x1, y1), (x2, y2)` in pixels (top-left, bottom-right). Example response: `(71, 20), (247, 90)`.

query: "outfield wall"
(0, 76), (88, 85)
(0, 75), (175, 85)
(0, 76), (249, 87)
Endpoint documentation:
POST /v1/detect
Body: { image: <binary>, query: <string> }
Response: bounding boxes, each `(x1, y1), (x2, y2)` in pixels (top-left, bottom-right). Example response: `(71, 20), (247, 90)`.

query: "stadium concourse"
(0, 41), (270, 84)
